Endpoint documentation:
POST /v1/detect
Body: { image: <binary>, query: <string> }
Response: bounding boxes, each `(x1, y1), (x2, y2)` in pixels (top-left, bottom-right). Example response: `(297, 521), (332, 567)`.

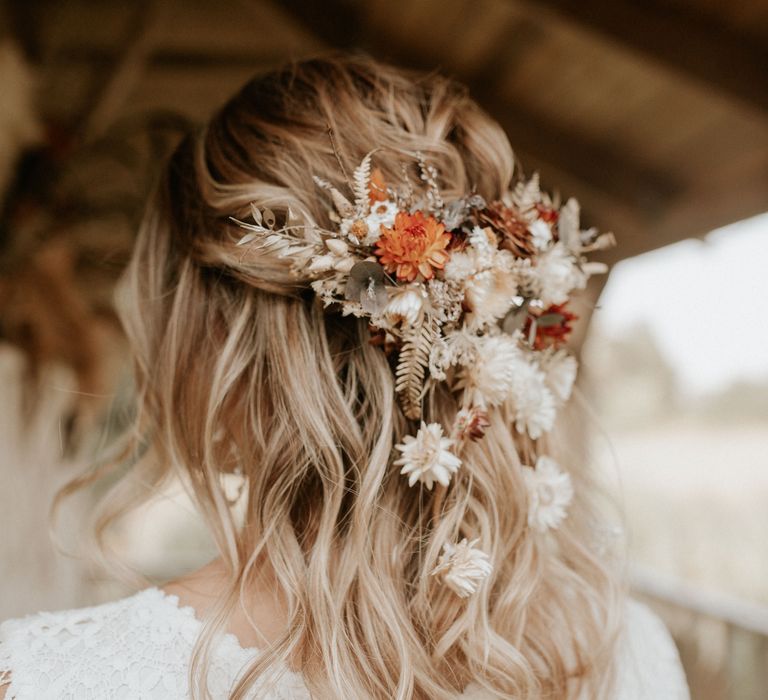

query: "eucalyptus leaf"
(345, 261), (388, 314)
(501, 299), (530, 335)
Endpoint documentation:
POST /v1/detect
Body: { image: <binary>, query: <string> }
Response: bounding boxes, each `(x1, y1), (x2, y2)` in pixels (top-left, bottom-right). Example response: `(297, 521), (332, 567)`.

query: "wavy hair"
(68, 54), (623, 699)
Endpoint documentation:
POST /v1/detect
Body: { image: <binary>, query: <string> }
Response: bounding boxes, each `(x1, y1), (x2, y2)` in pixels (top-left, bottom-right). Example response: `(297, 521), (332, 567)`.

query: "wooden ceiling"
(4, 0), (768, 264)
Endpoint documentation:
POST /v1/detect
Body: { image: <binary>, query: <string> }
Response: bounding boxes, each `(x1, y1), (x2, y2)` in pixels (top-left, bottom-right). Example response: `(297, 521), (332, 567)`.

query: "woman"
(0, 55), (689, 699)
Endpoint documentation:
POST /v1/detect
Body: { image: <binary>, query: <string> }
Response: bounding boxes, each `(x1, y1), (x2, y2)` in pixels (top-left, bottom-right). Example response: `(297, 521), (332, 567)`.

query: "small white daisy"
(455, 334), (521, 408)
(509, 358), (557, 439)
(394, 421), (461, 490)
(430, 537), (493, 598)
(523, 456), (574, 533)
(342, 199), (399, 245)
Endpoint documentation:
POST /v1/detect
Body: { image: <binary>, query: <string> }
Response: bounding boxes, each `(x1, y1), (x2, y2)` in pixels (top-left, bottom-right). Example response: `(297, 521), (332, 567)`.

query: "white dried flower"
(430, 537), (493, 598)
(542, 350), (578, 403)
(556, 197), (581, 251)
(523, 456), (574, 533)
(342, 199), (400, 245)
(535, 243), (588, 306)
(509, 360), (557, 439)
(468, 225), (496, 259)
(529, 219), (553, 250)
(443, 248), (481, 281)
(455, 334), (521, 408)
(385, 286), (425, 326)
(394, 421), (461, 490)
(464, 268), (519, 329)
(442, 326), (480, 367)
(363, 199), (399, 244)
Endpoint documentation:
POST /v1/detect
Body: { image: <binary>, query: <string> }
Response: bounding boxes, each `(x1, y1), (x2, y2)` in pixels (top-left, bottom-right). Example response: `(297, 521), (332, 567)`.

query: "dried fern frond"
(352, 150), (375, 217)
(395, 315), (439, 420)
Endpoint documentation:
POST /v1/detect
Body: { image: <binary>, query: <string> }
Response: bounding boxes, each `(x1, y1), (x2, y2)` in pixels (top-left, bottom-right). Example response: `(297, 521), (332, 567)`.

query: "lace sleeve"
(616, 600), (690, 700)
(0, 618), (22, 698)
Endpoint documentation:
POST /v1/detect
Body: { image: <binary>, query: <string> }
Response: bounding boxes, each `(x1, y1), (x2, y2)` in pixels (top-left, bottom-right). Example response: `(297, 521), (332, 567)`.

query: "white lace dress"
(0, 588), (689, 699)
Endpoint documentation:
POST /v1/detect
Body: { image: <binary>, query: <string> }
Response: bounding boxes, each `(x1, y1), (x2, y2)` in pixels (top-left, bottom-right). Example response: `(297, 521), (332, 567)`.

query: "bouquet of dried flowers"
(233, 150), (614, 598)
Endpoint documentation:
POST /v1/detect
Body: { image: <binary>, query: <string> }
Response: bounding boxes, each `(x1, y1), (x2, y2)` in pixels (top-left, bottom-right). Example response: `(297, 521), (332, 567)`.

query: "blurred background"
(0, 1), (766, 698)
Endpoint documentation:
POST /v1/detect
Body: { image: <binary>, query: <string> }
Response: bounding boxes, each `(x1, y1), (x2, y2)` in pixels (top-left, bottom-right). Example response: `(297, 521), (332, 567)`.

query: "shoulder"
(615, 599), (690, 700)
(0, 588), (200, 699)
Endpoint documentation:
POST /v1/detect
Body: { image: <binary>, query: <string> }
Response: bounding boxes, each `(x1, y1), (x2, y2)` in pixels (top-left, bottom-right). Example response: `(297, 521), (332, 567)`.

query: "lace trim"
(150, 588), (264, 657)
(0, 590), (688, 699)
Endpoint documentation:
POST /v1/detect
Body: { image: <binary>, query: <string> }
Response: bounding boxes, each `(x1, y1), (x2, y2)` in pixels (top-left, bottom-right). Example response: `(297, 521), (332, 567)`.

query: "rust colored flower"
(455, 407), (491, 442)
(374, 210), (452, 282)
(478, 201), (536, 258)
(369, 167), (388, 204)
(525, 303), (578, 350)
(535, 203), (559, 225)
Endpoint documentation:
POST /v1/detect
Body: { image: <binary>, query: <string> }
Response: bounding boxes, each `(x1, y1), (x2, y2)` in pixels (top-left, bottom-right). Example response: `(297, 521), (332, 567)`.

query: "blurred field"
(598, 421), (768, 605)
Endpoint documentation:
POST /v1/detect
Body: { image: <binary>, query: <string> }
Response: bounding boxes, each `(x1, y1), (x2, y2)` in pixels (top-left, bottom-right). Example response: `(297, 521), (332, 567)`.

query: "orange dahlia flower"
(374, 211), (451, 282)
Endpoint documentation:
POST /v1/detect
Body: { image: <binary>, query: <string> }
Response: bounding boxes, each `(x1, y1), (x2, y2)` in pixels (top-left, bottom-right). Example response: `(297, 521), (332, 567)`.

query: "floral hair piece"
(232, 149), (614, 597)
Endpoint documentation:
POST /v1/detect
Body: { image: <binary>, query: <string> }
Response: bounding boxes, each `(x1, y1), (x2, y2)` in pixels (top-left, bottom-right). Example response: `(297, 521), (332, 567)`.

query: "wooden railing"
(630, 566), (768, 700)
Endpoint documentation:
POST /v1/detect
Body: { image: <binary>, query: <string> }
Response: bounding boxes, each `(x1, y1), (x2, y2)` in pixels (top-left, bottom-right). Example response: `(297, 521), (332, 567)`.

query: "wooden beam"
(80, 0), (162, 142)
(528, 0), (768, 114)
(57, 47), (292, 70)
(275, 0), (363, 50)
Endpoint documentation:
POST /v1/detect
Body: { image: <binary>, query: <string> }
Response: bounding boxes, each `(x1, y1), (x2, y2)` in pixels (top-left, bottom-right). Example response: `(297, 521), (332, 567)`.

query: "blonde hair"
(70, 55), (623, 698)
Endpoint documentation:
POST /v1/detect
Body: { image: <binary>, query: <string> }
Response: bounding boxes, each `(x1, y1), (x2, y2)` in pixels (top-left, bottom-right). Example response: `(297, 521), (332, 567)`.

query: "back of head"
(105, 54), (620, 699)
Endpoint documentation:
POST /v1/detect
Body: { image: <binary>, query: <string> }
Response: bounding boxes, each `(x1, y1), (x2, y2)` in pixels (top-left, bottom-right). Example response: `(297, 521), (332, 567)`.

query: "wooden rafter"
(80, 0), (162, 142)
(528, 0), (768, 114)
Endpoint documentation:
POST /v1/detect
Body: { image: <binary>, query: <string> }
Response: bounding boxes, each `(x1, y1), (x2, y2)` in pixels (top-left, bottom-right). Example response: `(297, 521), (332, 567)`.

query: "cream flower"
(523, 456), (574, 533)
(394, 421), (461, 490)
(430, 537), (493, 598)
(442, 326), (481, 367)
(384, 286), (425, 326)
(463, 268), (519, 329)
(443, 248), (482, 281)
(455, 334), (521, 408)
(535, 243), (587, 306)
(509, 360), (557, 439)
(467, 225), (496, 260)
(542, 349), (578, 403)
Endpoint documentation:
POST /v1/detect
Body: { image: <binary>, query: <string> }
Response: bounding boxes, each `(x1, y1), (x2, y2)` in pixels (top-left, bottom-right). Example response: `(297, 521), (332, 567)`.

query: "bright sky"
(592, 212), (768, 398)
